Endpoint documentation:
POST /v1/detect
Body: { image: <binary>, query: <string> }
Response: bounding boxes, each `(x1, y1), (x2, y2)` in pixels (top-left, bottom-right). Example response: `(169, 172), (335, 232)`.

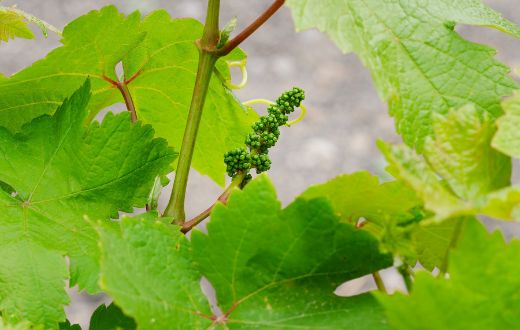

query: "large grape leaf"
(0, 81), (175, 328)
(287, 0), (520, 150)
(378, 218), (520, 329)
(0, 6), (256, 185)
(99, 176), (393, 329)
(192, 175), (392, 328)
(0, 11), (34, 43)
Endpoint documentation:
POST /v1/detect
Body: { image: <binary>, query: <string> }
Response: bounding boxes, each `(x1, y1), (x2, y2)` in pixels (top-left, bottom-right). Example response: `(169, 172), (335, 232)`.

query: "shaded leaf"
(89, 303), (136, 330)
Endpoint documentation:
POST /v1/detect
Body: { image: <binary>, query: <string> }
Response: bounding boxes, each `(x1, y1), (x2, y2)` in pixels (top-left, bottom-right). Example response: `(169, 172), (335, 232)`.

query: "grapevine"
(0, 0), (520, 329)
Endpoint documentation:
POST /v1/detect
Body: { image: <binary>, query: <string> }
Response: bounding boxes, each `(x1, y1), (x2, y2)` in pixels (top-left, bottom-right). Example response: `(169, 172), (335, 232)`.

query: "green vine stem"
(0, 5), (62, 37)
(372, 271), (387, 293)
(164, 32), (219, 222)
(165, 0), (286, 224)
(397, 264), (414, 292)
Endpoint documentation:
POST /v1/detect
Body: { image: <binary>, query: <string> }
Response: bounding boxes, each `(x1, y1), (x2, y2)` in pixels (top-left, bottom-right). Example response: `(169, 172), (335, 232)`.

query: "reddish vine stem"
(116, 82), (137, 122)
(102, 75), (138, 122)
(181, 173), (245, 234)
(214, 0), (286, 56)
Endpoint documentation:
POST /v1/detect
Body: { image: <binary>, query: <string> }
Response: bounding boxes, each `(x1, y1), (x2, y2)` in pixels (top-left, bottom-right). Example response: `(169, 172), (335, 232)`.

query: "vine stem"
(0, 6), (62, 37)
(181, 173), (245, 233)
(101, 75), (138, 122)
(372, 272), (387, 293)
(165, 0), (286, 224)
(116, 83), (137, 122)
(164, 0), (221, 224)
(215, 0), (286, 56)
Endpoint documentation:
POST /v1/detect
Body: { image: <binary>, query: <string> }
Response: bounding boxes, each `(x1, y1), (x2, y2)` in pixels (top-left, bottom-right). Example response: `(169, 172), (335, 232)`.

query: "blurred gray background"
(2, 0), (520, 327)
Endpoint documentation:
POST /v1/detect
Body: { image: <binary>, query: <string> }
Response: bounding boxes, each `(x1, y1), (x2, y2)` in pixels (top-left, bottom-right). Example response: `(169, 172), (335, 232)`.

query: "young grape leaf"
(493, 91), (520, 158)
(379, 103), (518, 222)
(0, 80), (175, 328)
(378, 141), (471, 221)
(287, 0), (520, 150)
(299, 171), (461, 270)
(0, 11), (34, 43)
(89, 303), (136, 330)
(299, 171), (421, 260)
(0, 6), (255, 186)
(191, 175), (393, 328)
(378, 218), (520, 329)
(381, 139), (520, 222)
(99, 176), (393, 329)
(425, 105), (511, 201)
(98, 213), (212, 330)
(480, 186), (520, 220)
(300, 171), (420, 224)
(412, 217), (466, 272)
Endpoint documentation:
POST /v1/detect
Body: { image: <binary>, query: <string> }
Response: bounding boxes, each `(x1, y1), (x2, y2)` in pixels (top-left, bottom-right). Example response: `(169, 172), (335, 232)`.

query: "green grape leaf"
(381, 140), (520, 221)
(379, 104), (516, 221)
(480, 186), (520, 220)
(122, 10), (256, 186)
(89, 303), (136, 330)
(59, 320), (81, 330)
(287, 0), (520, 150)
(0, 6), (255, 186)
(299, 171), (421, 262)
(0, 81), (175, 328)
(0, 11), (34, 43)
(218, 16), (237, 48)
(378, 141), (471, 221)
(300, 171), (420, 224)
(0, 6), (144, 129)
(412, 217), (465, 271)
(192, 175), (392, 328)
(100, 177), (392, 329)
(493, 91), (520, 158)
(0, 319), (35, 330)
(425, 105), (511, 201)
(98, 213), (212, 330)
(298, 171), (460, 270)
(378, 218), (520, 329)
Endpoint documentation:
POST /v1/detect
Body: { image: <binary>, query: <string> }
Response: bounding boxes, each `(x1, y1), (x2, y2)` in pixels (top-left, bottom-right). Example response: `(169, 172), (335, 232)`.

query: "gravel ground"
(2, 0), (520, 327)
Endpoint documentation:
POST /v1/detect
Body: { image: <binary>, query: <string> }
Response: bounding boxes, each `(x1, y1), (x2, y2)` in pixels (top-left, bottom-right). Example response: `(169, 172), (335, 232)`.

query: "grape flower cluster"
(224, 87), (305, 181)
